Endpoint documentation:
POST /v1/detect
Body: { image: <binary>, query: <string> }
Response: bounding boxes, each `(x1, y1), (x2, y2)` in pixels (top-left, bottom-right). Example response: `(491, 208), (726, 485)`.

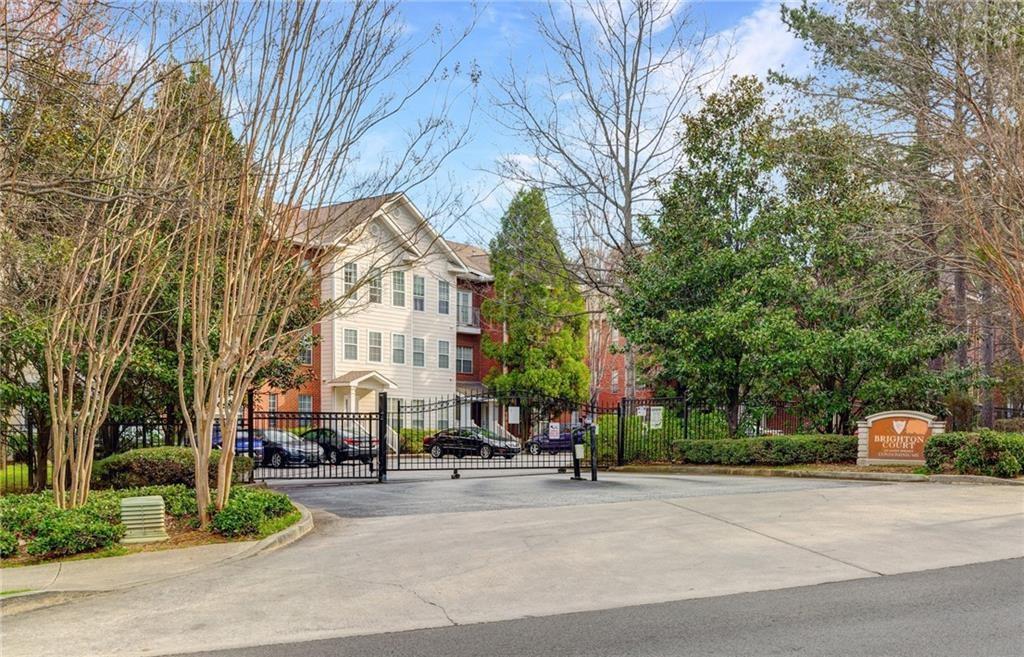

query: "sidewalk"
(0, 502), (312, 615)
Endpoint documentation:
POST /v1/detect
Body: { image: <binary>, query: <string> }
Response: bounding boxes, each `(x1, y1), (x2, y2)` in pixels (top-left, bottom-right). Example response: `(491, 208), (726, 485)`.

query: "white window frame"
(392, 333), (406, 364)
(456, 346), (473, 374)
(368, 269), (382, 303)
(411, 399), (425, 429)
(298, 394), (313, 425)
(413, 275), (425, 312)
(298, 331), (313, 365)
(438, 280), (450, 315)
(412, 337), (425, 368)
(343, 328), (358, 361)
(437, 340), (450, 369)
(392, 271), (405, 306)
(343, 263), (358, 296)
(368, 331), (382, 363)
(457, 289), (473, 325)
(267, 393), (278, 413)
(610, 370), (620, 393)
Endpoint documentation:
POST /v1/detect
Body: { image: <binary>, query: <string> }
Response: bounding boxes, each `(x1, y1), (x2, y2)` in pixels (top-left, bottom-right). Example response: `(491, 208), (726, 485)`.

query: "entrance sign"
(857, 411), (945, 466)
(548, 422), (560, 441)
(507, 406), (520, 425)
(649, 406), (664, 430)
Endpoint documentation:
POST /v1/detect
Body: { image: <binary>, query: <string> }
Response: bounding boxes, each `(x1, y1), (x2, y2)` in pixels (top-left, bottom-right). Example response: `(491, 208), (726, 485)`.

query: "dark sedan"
(301, 427), (377, 465)
(525, 424), (587, 455)
(423, 427), (521, 459)
(257, 428), (323, 468)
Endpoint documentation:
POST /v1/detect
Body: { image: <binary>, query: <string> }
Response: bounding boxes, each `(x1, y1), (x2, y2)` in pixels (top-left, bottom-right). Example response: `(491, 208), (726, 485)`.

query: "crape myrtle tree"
(616, 77), (957, 435)
(2, 2), (206, 507)
(483, 188), (589, 424)
(171, 1), (476, 523)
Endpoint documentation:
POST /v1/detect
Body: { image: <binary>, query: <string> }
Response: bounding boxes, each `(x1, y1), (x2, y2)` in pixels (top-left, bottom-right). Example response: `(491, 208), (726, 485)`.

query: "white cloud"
(708, 0), (809, 91)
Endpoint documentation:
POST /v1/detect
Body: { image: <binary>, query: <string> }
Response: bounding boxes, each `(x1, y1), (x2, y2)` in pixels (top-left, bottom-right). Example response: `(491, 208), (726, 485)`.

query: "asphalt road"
(271, 469), (872, 517)
(175, 558), (1024, 657)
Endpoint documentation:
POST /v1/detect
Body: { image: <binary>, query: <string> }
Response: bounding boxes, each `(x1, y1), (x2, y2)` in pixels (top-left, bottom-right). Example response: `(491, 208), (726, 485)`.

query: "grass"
(257, 508), (302, 538)
(1, 588), (33, 596)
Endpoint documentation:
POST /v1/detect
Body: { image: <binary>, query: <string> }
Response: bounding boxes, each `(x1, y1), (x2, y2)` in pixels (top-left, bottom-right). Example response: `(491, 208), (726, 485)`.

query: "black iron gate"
(384, 392), (614, 478)
(248, 410), (381, 481)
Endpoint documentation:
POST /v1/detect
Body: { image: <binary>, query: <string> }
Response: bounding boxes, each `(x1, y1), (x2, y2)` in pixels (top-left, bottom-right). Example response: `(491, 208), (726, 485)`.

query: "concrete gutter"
(0, 502), (313, 616)
(609, 464), (1024, 486)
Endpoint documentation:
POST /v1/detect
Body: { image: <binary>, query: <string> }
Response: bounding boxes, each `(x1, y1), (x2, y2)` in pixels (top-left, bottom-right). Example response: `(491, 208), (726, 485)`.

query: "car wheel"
(479, 444), (493, 459)
(269, 451), (285, 468)
(329, 448), (342, 465)
(430, 445), (444, 459)
(528, 443), (541, 456)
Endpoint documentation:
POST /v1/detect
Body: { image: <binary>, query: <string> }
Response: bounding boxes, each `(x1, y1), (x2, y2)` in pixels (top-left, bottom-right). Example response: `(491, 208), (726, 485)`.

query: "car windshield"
(262, 429), (310, 447)
(474, 428), (507, 441)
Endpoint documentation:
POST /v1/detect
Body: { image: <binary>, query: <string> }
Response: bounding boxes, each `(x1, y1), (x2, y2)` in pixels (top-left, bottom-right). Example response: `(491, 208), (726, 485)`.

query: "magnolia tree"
(170, 1), (475, 523)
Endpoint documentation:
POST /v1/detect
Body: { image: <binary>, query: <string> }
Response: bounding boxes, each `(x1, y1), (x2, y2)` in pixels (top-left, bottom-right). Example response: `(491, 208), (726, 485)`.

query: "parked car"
(525, 423), (587, 455)
(301, 427), (377, 465)
(423, 427), (521, 459)
(212, 427), (265, 465)
(257, 428), (323, 468)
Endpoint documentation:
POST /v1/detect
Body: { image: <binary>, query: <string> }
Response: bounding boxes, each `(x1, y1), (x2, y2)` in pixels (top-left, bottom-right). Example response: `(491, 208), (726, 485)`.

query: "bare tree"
(171, 0), (476, 522)
(494, 0), (719, 396)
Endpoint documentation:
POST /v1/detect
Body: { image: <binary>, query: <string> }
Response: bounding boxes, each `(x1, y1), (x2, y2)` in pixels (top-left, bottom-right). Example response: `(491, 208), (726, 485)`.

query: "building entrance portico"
(327, 370), (397, 413)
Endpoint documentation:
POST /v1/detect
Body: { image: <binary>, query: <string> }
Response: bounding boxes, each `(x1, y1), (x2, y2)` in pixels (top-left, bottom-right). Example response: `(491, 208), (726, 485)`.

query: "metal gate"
(248, 410), (381, 481)
(384, 392), (615, 478)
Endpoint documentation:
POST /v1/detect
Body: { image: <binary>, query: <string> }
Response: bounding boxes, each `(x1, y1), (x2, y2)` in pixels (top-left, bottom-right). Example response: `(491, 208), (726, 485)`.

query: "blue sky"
(354, 1), (811, 246)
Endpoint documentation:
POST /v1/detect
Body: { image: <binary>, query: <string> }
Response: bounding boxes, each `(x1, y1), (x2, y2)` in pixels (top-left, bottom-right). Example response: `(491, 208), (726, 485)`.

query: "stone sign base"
(857, 410), (945, 467)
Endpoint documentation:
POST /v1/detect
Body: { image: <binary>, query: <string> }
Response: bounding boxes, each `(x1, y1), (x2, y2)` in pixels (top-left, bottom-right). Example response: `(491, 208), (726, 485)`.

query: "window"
(457, 289), (473, 325)
(413, 275), (425, 311)
(412, 399), (425, 429)
(437, 340), (450, 369)
(368, 269), (382, 303)
(456, 346), (473, 374)
(298, 394), (313, 426)
(344, 328), (358, 360)
(438, 280), (450, 314)
(392, 271), (405, 306)
(368, 331), (382, 363)
(267, 394), (278, 413)
(437, 406), (450, 430)
(392, 334), (405, 364)
(412, 337), (425, 367)
(610, 370), (620, 393)
(343, 263), (357, 296)
(298, 331), (313, 365)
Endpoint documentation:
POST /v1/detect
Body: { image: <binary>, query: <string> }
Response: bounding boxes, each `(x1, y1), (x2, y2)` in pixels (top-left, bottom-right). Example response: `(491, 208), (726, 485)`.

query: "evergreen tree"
(482, 189), (589, 403)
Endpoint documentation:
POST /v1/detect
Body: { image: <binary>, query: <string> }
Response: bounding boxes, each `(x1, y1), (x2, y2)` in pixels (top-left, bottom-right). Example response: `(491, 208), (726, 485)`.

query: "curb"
(608, 465), (1024, 486)
(0, 502), (314, 617)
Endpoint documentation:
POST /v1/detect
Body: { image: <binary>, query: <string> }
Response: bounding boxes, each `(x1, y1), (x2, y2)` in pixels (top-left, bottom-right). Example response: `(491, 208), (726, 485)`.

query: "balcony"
(457, 305), (481, 334)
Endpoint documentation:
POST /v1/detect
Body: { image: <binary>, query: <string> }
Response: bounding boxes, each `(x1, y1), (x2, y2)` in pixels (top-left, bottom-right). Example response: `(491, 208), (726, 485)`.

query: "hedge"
(924, 430), (1024, 478)
(672, 434), (856, 466)
(994, 418), (1024, 433)
(0, 484), (197, 558)
(92, 447), (253, 489)
(210, 487), (295, 537)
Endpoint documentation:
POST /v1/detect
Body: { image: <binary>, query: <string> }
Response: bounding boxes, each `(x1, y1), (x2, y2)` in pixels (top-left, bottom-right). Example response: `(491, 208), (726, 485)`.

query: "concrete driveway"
(2, 472), (1022, 657)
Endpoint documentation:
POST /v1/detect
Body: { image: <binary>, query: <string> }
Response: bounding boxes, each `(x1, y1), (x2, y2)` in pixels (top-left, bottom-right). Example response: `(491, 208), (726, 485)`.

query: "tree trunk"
(33, 420), (50, 493)
(980, 281), (996, 428)
(195, 449), (212, 526)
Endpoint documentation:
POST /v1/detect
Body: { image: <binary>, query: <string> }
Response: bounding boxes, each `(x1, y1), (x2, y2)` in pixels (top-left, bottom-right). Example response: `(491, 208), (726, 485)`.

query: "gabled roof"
(446, 240), (491, 277)
(326, 370), (397, 389)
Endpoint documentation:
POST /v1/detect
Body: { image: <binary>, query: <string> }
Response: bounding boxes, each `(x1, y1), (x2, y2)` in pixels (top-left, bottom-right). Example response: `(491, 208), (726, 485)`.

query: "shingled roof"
(445, 239), (491, 276)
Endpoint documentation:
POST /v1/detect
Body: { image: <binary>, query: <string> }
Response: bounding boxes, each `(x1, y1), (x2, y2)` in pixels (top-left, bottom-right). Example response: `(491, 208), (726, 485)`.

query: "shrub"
(943, 390), (978, 431)
(92, 447), (253, 489)
(924, 430), (1024, 478)
(211, 486), (294, 537)
(26, 508), (125, 557)
(0, 528), (17, 558)
(0, 491), (58, 537)
(399, 429), (433, 455)
(994, 417), (1024, 433)
(673, 435), (856, 466)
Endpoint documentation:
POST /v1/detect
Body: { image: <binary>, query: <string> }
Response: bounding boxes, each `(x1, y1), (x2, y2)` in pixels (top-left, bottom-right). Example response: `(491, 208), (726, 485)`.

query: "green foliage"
(925, 431), (1024, 478)
(673, 435), (857, 466)
(92, 447), (253, 489)
(616, 77), (957, 435)
(25, 509), (126, 558)
(399, 428), (434, 455)
(483, 188), (589, 402)
(0, 528), (17, 558)
(211, 486), (294, 537)
(943, 391), (978, 432)
(994, 418), (1024, 433)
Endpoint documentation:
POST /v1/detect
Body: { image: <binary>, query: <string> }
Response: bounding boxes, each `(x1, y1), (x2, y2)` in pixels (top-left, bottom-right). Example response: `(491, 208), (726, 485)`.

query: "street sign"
(548, 421), (560, 441)
(650, 406), (664, 429)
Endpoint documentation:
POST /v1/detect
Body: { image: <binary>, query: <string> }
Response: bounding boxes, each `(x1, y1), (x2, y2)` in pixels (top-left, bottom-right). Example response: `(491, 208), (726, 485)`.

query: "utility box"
(120, 496), (169, 544)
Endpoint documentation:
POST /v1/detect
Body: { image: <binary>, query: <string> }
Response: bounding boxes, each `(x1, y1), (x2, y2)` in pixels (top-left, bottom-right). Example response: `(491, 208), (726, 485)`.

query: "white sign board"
(636, 406), (647, 418)
(548, 422), (560, 441)
(507, 406), (520, 425)
(649, 406), (664, 430)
